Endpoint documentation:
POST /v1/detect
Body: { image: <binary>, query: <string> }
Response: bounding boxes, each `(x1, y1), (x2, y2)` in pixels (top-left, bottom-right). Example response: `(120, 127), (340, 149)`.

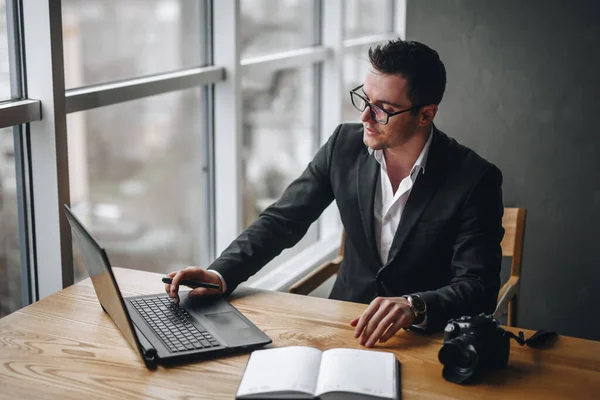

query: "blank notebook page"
(315, 348), (396, 398)
(237, 346), (322, 397)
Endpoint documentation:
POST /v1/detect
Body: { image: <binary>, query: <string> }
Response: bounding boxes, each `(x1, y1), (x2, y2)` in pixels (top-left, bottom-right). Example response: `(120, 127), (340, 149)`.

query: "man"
(165, 39), (504, 348)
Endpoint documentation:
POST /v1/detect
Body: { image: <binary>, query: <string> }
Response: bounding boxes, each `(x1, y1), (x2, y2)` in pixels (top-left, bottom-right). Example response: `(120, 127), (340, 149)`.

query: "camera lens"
(438, 340), (478, 384)
(440, 343), (474, 369)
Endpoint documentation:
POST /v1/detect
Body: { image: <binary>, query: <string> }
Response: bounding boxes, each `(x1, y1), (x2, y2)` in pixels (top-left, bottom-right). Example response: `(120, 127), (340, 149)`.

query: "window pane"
(343, 46), (371, 122)
(344, 0), (394, 39)
(241, 66), (316, 227)
(67, 89), (207, 282)
(0, 0), (12, 99)
(0, 127), (21, 317)
(240, 0), (316, 59)
(62, 0), (207, 89)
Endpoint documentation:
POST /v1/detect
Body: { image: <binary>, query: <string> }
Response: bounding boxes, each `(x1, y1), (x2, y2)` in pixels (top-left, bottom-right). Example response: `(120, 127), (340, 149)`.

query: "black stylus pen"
(162, 277), (220, 290)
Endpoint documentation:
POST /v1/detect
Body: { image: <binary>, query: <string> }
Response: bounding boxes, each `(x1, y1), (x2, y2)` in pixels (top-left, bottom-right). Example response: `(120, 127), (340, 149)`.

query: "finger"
(354, 304), (377, 338)
(361, 307), (392, 346)
(379, 315), (409, 343)
(365, 308), (403, 347)
(169, 268), (196, 303)
(164, 271), (178, 295)
(361, 302), (395, 345)
(350, 318), (359, 327)
(354, 302), (380, 338)
(170, 266), (202, 293)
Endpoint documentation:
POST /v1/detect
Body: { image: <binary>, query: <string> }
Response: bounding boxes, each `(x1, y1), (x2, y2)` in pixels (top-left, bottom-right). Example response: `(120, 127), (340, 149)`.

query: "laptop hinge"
(133, 324), (158, 370)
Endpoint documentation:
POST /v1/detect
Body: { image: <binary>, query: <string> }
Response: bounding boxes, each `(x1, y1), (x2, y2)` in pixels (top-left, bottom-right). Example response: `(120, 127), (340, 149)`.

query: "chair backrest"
(500, 207), (527, 278)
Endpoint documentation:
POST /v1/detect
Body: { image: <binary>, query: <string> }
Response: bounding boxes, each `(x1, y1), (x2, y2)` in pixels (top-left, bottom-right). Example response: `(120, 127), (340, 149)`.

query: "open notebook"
(236, 346), (400, 400)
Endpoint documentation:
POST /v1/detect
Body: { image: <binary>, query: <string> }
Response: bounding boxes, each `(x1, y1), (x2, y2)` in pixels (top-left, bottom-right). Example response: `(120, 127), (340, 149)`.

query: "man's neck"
(383, 125), (431, 180)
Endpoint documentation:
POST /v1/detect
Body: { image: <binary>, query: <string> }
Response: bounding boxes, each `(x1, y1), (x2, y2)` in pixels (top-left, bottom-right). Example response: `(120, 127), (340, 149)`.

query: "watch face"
(412, 295), (427, 314)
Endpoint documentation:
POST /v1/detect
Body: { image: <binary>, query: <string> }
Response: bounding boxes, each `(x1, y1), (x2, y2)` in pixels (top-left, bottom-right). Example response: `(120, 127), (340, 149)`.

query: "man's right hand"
(164, 266), (223, 304)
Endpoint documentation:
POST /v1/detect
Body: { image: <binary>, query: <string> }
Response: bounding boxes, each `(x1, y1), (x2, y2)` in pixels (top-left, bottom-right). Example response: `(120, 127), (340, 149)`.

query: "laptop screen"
(64, 205), (145, 361)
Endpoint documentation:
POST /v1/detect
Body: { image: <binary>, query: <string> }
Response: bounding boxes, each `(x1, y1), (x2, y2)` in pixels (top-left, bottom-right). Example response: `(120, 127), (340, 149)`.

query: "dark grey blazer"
(209, 123), (504, 333)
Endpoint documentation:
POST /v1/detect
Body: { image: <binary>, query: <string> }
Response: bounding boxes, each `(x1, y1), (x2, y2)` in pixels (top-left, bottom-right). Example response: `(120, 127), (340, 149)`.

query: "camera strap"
(505, 329), (558, 348)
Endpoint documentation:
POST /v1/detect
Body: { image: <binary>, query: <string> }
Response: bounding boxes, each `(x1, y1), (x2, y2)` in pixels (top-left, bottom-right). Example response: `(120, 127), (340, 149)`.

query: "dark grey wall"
(407, 0), (600, 340)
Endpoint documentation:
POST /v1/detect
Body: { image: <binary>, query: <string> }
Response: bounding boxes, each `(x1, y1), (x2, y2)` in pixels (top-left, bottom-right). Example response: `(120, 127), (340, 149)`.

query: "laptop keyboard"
(130, 296), (221, 353)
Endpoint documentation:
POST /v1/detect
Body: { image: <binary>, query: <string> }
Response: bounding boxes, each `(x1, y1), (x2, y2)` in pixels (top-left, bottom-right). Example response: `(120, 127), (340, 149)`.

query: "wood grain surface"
(1, 268), (599, 399)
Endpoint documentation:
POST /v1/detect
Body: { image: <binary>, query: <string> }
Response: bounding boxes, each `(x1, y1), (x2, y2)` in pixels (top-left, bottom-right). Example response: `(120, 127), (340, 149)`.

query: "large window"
(68, 89), (207, 281)
(0, 0), (404, 313)
(0, 0), (25, 318)
(62, 0), (207, 88)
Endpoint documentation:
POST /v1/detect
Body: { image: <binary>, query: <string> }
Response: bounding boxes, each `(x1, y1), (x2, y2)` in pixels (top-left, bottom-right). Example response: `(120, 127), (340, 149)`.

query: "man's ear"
(419, 105), (438, 126)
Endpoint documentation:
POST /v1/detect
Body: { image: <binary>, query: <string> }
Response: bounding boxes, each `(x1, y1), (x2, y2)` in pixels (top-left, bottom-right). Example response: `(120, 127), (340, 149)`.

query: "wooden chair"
(494, 207), (527, 326)
(289, 207), (527, 327)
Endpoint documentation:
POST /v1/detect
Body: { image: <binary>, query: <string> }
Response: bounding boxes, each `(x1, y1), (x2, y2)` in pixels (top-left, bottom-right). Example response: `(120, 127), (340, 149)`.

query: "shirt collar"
(368, 124), (434, 175)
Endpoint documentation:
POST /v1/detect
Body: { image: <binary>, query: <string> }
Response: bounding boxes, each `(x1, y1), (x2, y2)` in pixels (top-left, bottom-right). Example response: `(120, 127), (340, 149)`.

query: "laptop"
(64, 205), (272, 369)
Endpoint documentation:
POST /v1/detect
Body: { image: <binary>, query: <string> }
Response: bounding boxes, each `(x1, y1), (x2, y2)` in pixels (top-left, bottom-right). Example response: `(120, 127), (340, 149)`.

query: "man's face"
(360, 69), (426, 150)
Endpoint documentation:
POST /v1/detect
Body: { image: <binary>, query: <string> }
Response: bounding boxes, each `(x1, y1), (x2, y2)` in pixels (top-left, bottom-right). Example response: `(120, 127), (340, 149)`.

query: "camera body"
(438, 313), (510, 384)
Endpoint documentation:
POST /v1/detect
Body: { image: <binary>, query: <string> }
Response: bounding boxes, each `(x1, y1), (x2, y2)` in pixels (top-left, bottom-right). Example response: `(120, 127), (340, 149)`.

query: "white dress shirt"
(370, 126), (433, 264)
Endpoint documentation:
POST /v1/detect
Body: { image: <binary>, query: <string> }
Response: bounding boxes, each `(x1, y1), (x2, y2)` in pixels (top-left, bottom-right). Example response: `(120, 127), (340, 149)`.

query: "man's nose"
(360, 106), (373, 123)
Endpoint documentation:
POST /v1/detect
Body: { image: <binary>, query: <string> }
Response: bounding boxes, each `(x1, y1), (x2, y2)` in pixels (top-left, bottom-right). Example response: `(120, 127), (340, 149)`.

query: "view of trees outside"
(0, 0), (394, 317)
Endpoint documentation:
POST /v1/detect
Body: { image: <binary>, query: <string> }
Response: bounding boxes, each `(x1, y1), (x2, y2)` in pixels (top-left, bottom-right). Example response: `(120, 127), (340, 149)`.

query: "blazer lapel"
(382, 127), (448, 269)
(357, 150), (381, 267)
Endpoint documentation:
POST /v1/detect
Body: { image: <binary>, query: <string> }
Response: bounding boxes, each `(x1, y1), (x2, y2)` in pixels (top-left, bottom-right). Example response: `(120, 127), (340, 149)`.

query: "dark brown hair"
(369, 39), (447, 110)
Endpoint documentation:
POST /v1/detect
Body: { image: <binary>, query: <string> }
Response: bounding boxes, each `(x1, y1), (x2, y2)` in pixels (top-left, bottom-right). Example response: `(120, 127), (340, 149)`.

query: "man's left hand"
(350, 297), (415, 347)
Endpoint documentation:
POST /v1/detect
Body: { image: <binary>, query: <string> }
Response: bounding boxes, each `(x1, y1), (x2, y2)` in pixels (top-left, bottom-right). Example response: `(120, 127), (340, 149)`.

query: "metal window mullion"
(6, 0), (22, 99)
(22, 0), (72, 299)
(6, 0), (32, 307)
(213, 0), (242, 255)
(317, 0), (344, 241)
(13, 124), (34, 305)
(320, 0), (344, 146)
(65, 65), (225, 114)
(309, 0), (323, 245)
(0, 100), (41, 128)
(240, 46), (330, 75)
(200, 0), (215, 266)
(394, 0), (407, 39)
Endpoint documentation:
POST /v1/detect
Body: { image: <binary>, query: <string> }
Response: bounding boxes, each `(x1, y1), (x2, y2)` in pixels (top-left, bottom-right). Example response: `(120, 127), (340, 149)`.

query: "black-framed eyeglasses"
(349, 84), (425, 125)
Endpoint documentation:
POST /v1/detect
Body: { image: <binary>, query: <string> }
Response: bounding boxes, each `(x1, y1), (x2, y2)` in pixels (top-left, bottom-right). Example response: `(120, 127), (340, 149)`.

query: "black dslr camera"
(438, 314), (510, 384)
(438, 313), (557, 384)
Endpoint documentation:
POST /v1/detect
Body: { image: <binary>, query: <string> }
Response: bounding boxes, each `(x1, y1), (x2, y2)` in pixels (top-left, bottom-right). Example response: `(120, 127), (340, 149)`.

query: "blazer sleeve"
(208, 125), (342, 294)
(415, 165), (505, 332)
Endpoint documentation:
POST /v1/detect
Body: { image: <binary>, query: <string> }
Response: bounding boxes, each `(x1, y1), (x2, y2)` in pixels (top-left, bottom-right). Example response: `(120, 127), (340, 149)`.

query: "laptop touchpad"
(204, 311), (249, 330)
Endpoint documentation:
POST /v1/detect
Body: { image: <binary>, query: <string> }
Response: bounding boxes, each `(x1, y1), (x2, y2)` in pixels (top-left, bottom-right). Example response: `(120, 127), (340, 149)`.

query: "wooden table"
(1, 268), (599, 399)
